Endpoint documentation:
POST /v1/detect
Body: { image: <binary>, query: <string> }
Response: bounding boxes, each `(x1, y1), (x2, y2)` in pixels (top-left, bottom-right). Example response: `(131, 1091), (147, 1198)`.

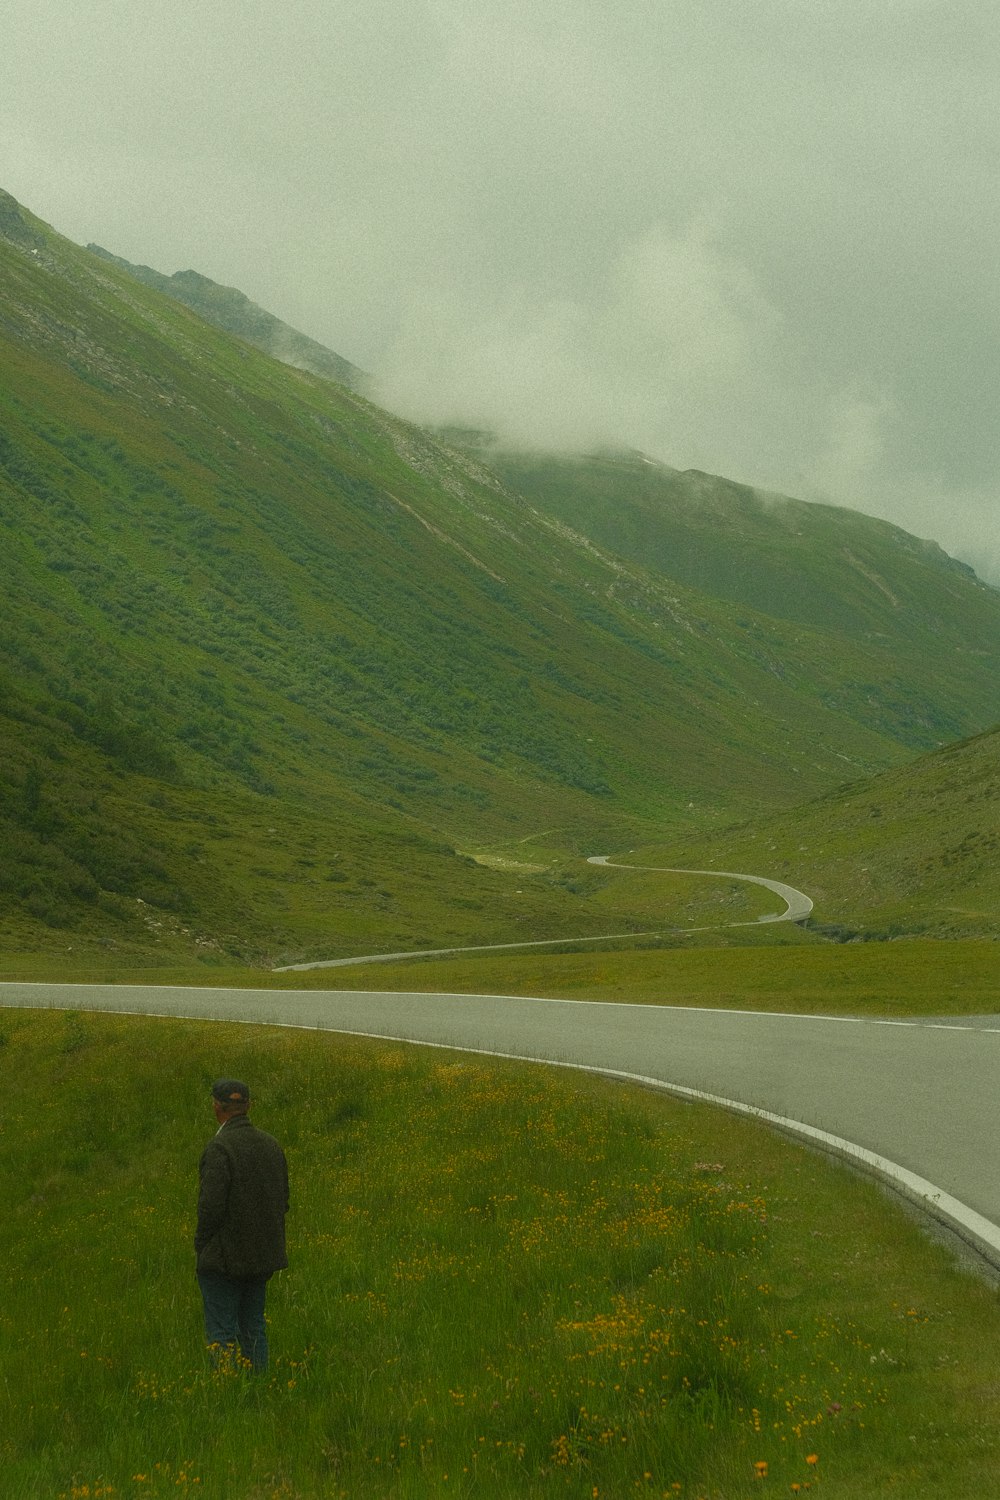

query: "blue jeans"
(197, 1270), (271, 1371)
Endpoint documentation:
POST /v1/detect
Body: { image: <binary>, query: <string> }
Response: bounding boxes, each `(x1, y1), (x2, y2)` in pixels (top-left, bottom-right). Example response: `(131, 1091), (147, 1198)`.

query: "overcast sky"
(3, 0), (999, 580)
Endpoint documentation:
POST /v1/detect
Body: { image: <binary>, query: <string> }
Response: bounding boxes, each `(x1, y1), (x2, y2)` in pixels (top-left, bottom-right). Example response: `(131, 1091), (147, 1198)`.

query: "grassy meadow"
(266, 937), (1000, 1018)
(2, 935), (994, 1022)
(4, 1007), (1000, 1499)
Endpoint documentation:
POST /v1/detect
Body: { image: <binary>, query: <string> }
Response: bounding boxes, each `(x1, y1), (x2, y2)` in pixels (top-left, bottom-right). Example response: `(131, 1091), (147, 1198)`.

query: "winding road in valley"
(586, 858), (815, 924)
(274, 862), (814, 973)
(2, 864), (997, 1271)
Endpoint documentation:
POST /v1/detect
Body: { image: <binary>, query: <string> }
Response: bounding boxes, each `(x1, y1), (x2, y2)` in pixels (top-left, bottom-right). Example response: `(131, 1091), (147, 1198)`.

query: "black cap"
(212, 1078), (250, 1105)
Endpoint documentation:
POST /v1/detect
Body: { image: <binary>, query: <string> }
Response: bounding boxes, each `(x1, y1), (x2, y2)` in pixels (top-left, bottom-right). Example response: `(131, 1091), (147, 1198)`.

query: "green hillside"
(479, 445), (996, 644)
(86, 242), (365, 390)
(2, 187), (998, 964)
(649, 724), (1000, 941)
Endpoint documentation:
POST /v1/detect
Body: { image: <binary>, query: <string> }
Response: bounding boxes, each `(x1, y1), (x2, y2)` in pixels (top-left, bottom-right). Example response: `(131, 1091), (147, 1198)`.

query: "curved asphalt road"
(586, 858), (814, 925)
(2, 980), (998, 1271)
(275, 863), (814, 972)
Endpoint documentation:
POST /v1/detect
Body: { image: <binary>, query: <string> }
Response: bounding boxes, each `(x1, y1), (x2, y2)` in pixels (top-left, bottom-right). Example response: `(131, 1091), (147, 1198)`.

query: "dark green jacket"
(195, 1115), (289, 1277)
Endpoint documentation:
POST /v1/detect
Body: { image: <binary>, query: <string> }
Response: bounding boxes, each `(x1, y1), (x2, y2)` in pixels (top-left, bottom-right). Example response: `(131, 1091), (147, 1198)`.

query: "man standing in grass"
(195, 1078), (289, 1372)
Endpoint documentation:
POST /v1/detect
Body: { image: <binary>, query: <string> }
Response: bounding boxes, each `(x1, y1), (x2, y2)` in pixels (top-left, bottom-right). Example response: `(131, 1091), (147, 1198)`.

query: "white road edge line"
(4, 995), (999, 1271)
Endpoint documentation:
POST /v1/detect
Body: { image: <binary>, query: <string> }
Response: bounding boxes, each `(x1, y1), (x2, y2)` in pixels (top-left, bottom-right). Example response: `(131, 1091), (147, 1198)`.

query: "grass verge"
(295, 938), (997, 1018)
(1, 939), (997, 1019)
(2, 1009), (999, 1498)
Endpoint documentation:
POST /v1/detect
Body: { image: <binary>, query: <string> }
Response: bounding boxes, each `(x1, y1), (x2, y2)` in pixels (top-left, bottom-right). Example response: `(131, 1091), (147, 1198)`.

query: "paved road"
(3, 981), (998, 1268)
(586, 859), (814, 924)
(277, 863), (814, 971)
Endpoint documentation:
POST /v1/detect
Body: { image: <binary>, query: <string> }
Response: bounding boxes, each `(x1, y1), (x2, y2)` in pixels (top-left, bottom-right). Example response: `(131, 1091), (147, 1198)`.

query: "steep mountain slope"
(474, 445), (998, 690)
(1, 187), (998, 962)
(653, 725), (1000, 940)
(86, 242), (365, 390)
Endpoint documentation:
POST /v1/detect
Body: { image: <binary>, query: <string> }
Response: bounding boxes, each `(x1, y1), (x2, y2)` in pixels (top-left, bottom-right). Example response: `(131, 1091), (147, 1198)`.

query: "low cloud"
(374, 221), (792, 463)
(375, 221), (1000, 584)
(3, 0), (998, 581)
